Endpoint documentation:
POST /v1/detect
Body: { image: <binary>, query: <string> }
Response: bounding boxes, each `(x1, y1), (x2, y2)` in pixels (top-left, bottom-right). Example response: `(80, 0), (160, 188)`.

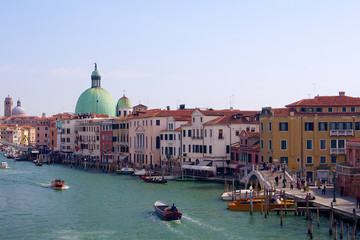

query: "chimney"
(339, 91), (345, 96)
(179, 104), (185, 110)
(166, 106), (170, 110)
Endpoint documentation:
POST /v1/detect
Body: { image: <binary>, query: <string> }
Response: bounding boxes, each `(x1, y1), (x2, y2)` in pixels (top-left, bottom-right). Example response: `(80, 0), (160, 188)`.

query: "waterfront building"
(260, 91), (360, 183)
(0, 125), (22, 144)
(230, 131), (260, 175)
(0, 115), (38, 126)
(100, 120), (113, 163)
(4, 96), (13, 117)
(112, 117), (130, 164)
(75, 115), (110, 162)
(335, 138), (360, 197)
(75, 64), (116, 117)
(160, 115), (190, 172)
(35, 118), (55, 147)
(128, 108), (192, 169)
(181, 109), (259, 176)
(58, 117), (77, 156)
(20, 125), (36, 146)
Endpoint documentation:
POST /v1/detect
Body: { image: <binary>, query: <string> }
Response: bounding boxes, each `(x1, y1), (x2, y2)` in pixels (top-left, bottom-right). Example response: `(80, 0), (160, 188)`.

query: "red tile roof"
(286, 94), (360, 107)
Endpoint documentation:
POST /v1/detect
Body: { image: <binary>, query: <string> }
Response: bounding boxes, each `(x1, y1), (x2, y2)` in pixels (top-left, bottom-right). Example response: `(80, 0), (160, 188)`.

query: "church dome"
(12, 100), (26, 116)
(117, 94), (132, 109)
(75, 64), (116, 116)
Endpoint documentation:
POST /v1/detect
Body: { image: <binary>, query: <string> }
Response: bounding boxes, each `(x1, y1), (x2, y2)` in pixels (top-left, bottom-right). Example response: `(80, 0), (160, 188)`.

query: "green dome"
(75, 87), (116, 116)
(91, 69), (101, 77)
(117, 94), (132, 109)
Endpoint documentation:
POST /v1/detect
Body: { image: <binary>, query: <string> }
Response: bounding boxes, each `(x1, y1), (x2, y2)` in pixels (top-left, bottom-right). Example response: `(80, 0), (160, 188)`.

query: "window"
(279, 122), (288, 131)
(338, 139), (345, 149)
(210, 129), (212, 137)
(218, 129), (223, 139)
(342, 107), (347, 112)
(320, 140), (326, 150)
(300, 108), (306, 112)
(320, 156), (326, 164)
(328, 108), (333, 113)
(351, 107), (355, 112)
(169, 134), (173, 140)
(331, 156), (337, 164)
(209, 145), (212, 154)
(200, 117), (203, 122)
(188, 145), (191, 152)
(260, 122), (263, 132)
(306, 140), (313, 150)
(165, 134), (168, 140)
(306, 156), (313, 164)
(305, 122), (314, 131)
(203, 145), (207, 153)
(269, 140), (272, 150)
(156, 120), (160, 125)
(318, 122), (328, 131)
(193, 117), (195, 122)
(156, 137), (160, 149)
(356, 122), (360, 130)
(331, 139), (337, 148)
(268, 122), (272, 132)
(226, 145), (230, 154)
(280, 140), (287, 150)
(160, 134), (163, 140)
(188, 130), (191, 137)
(280, 157), (288, 164)
(260, 139), (264, 149)
(183, 130), (186, 137)
(316, 108), (322, 112)
(183, 145), (185, 152)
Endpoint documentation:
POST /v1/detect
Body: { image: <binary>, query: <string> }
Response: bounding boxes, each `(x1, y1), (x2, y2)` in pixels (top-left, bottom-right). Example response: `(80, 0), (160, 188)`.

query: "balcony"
(191, 136), (203, 140)
(330, 129), (354, 136)
(336, 163), (360, 176)
(330, 148), (346, 155)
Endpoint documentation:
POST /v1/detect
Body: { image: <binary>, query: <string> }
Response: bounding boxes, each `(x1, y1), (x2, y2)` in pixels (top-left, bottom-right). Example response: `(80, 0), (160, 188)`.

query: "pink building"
(35, 118), (53, 147)
(100, 121), (113, 162)
(336, 138), (360, 197)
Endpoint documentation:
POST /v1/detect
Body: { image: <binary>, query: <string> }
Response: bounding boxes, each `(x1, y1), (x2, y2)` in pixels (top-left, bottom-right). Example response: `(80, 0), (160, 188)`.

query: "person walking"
(275, 176), (279, 186)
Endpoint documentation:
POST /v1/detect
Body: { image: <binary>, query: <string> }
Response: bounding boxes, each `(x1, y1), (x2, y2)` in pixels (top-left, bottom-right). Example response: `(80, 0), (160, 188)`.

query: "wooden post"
(317, 204), (320, 227)
(295, 198), (298, 216)
(330, 202), (334, 235)
(346, 223), (350, 240)
(306, 193), (309, 220)
(261, 200), (263, 215)
(351, 209), (357, 240)
(309, 210), (313, 239)
(250, 190), (253, 215)
(334, 218), (338, 240)
(280, 205), (283, 226)
(264, 189), (267, 218)
(232, 178), (235, 201)
(224, 179), (227, 193)
(340, 218), (343, 240)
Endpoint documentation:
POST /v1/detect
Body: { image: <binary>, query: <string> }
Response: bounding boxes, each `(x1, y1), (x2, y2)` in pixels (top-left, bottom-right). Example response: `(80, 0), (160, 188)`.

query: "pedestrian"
(290, 181), (294, 190)
(357, 194), (360, 208)
(321, 184), (325, 194)
(275, 176), (279, 186)
(283, 178), (286, 188)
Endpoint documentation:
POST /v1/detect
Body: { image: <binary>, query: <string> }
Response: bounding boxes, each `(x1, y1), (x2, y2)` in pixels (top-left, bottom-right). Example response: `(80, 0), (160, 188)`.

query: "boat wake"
(182, 215), (223, 232)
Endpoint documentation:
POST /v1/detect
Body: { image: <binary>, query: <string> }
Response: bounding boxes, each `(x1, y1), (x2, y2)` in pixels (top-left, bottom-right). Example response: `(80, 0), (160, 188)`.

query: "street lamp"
(333, 171), (337, 203)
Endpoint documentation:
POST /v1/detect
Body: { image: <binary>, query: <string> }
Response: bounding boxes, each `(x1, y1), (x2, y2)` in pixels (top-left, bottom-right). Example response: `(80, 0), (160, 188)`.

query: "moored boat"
(133, 169), (147, 176)
(51, 179), (67, 190)
(140, 176), (167, 184)
(154, 201), (182, 220)
(116, 167), (135, 174)
(0, 162), (9, 169)
(228, 196), (294, 211)
(221, 189), (264, 201)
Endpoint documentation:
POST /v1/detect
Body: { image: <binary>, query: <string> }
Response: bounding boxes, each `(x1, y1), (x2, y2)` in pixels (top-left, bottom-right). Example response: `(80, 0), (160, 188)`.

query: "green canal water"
(0, 155), (350, 240)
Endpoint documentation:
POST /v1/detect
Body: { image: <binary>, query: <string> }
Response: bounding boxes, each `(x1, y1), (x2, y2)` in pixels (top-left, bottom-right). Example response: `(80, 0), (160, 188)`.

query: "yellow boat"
(228, 197), (294, 211)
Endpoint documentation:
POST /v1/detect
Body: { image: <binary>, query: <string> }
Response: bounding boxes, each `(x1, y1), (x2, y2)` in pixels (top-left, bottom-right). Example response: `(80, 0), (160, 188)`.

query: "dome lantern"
(91, 63), (101, 88)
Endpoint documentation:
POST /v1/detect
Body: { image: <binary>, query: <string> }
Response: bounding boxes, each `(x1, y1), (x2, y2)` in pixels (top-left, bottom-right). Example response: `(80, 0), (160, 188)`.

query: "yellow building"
(260, 91), (360, 183)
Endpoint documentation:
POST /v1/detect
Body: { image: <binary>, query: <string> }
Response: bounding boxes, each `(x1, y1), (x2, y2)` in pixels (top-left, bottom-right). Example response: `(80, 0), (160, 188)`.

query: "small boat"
(133, 169), (147, 176)
(154, 201), (182, 220)
(0, 162), (9, 169)
(221, 189), (264, 201)
(51, 179), (67, 190)
(140, 176), (167, 184)
(228, 196), (294, 211)
(116, 167), (135, 174)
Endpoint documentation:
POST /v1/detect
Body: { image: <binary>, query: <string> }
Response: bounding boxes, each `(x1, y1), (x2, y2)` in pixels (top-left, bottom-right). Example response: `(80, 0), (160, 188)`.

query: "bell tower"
(4, 95), (13, 117)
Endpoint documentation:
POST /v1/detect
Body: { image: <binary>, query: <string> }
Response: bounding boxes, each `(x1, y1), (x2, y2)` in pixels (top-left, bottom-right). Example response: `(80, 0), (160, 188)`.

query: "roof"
(204, 111), (260, 126)
(286, 93), (360, 107)
(117, 94), (132, 109)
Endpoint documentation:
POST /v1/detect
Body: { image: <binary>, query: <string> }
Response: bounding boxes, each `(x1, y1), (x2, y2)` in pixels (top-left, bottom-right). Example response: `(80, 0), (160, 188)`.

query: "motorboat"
(228, 196), (294, 211)
(140, 176), (167, 184)
(133, 169), (147, 176)
(221, 189), (264, 201)
(154, 201), (182, 220)
(116, 167), (135, 174)
(0, 162), (8, 169)
(33, 160), (43, 166)
(51, 179), (67, 190)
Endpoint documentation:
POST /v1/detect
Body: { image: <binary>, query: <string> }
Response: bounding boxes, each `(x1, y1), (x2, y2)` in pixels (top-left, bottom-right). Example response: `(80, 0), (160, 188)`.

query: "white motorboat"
(1, 162), (9, 169)
(116, 167), (135, 174)
(133, 169), (147, 176)
(221, 189), (263, 201)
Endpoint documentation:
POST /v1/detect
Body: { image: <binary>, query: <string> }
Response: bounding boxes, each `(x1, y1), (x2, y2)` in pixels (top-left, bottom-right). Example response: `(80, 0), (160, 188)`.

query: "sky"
(1, 0), (360, 117)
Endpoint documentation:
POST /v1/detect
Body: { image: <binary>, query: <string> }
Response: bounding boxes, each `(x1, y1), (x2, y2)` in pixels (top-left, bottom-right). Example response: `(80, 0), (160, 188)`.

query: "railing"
(330, 148), (346, 155)
(336, 163), (360, 175)
(330, 129), (354, 136)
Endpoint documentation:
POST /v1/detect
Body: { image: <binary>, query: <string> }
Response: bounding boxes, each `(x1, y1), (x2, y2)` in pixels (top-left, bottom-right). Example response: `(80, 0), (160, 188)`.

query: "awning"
(198, 160), (212, 166)
(31, 150), (39, 154)
(212, 161), (229, 168)
(181, 165), (216, 172)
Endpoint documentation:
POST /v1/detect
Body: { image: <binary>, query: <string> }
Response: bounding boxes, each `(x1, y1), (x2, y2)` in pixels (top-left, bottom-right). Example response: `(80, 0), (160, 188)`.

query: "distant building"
(4, 96), (13, 117)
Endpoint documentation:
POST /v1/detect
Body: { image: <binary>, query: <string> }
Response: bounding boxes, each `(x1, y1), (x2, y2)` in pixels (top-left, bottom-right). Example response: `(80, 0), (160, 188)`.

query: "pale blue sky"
(1, 1), (360, 117)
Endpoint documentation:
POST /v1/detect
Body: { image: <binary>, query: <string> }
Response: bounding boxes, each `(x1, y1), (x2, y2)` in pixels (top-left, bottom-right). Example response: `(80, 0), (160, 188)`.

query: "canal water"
(0, 155), (348, 239)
